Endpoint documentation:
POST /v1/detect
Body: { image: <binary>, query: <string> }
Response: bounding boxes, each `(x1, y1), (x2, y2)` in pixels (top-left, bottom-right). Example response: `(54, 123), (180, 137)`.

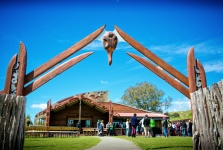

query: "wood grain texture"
(191, 80), (223, 150)
(127, 52), (190, 98)
(115, 25), (189, 87)
(16, 42), (27, 96)
(0, 94), (26, 150)
(24, 25), (105, 84)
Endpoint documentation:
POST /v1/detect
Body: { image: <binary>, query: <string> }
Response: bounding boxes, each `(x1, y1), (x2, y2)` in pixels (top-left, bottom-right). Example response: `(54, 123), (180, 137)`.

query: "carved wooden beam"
(1, 54), (18, 94)
(127, 52), (190, 98)
(187, 47), (197, 94)
(16, 42), (27, 96)
(24, 25), (105, 84)
(115, 25), (189, 87)
(197, 59), (207, 88)
(23, 52), (94, 96)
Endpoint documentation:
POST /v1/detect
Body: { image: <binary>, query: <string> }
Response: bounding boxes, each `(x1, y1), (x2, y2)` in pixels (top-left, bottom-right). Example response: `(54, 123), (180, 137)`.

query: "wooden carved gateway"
(1, 25), (220, 150)
(0, 25), (206, 100)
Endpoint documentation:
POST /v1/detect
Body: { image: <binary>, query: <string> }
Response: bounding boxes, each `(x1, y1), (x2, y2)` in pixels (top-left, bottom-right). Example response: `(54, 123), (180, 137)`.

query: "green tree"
(120, 82), (172, 112)
(171, 112), (180, 118)
(26, 114), (33, 126)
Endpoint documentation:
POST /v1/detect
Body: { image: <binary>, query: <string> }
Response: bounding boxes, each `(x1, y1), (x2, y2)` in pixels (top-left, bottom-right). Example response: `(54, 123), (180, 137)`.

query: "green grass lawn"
(168, 110), (192, 122)
(24, 136), (101, 150)
(118, 136), (193, 150)
(24, 136), (193, 150)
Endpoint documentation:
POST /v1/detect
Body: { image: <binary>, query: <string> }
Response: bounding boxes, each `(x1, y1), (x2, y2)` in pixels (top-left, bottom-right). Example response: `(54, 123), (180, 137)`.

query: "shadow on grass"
(145, 146), (193, 150)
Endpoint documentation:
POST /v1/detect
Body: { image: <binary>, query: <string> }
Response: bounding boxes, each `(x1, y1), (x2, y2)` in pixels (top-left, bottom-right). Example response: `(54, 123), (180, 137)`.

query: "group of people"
(96, 114), (193, 138)
(97, 119), (116, 136)
(126, 113), (156, 138)
(162, 118), (193, 137)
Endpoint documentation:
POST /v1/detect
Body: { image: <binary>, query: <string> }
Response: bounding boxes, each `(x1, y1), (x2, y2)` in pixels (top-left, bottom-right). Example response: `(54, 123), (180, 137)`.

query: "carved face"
(103, 32), (118, 65)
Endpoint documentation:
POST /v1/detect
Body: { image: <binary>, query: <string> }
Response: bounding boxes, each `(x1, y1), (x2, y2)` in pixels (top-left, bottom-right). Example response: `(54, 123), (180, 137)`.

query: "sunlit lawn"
(24, 136), (101, 150)
(118, 136), (193, 150)
(24, 136), (193, 150)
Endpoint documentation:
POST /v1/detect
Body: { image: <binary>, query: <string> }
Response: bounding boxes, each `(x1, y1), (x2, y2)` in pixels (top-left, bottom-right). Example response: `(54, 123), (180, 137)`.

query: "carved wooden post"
(0, 94), (26, 150)
(45, 99), (51, 126)
(109, 101), (113, 123)
(191, 80), (223, 150)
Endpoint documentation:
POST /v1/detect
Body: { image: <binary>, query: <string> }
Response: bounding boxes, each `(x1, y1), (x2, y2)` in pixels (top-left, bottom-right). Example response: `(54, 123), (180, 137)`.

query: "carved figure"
(103, 32), (118, 65)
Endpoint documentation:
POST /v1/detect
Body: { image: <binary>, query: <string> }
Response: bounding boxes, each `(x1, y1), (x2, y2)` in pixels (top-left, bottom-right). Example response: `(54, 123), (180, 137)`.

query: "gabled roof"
(36, 93), (110, 117)
(35, 91), (168, 119)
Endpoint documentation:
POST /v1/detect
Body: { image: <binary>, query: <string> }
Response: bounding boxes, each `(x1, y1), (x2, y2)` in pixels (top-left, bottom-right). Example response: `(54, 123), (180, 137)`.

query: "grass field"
(24, 137), (101, 150)
(24, 136), (193, 150)
(168, 110), (192, 121)
(118, 136), (193, 150)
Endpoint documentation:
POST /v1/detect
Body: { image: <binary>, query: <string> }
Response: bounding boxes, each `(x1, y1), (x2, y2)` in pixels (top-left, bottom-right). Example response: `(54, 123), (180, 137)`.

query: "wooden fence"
(25, 126), (79, 137)
(0, 94), (26, 150)
(191, 80), (223, 150)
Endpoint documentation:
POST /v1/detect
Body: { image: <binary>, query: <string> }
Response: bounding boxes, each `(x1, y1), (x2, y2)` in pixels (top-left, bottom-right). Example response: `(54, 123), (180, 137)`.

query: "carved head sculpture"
(103, 32), (118, 65)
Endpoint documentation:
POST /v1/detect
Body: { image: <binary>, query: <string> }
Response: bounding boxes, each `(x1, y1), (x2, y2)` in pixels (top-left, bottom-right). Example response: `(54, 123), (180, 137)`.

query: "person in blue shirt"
(131, 113), (137, 137)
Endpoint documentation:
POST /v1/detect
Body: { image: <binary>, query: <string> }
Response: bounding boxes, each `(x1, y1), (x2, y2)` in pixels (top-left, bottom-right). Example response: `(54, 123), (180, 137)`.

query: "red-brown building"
(35, 91), (168, 133)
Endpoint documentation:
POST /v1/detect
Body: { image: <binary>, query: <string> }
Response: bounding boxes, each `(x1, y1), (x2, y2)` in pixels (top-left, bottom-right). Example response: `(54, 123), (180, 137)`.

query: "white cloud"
(167, 97), (191, 112)
(100, 80), (108, 84)
(149, 39), (223, 55)
(203, 60), (223, 73)
(84, 41), (102, 50)
(114, 98), (121, 103)
(126, 58), (135, 64)
(31, 104), (47, 110)
(124, 65), (144, 72)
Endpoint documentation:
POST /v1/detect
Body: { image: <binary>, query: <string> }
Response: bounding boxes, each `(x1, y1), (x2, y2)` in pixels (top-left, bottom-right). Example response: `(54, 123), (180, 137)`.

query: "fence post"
(0, 94), (26, 150)
(191, 80), (223, 150)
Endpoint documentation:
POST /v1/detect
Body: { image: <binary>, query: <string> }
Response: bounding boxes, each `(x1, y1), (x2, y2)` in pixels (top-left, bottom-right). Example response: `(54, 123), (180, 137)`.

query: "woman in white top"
(126, 119), (130, 136)
(139, 118), (145, 136)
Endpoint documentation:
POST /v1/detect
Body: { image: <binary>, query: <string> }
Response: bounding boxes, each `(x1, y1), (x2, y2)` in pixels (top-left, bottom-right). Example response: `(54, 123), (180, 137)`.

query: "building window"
(86, 120), (91, 127)
(68, 119), (73, 126)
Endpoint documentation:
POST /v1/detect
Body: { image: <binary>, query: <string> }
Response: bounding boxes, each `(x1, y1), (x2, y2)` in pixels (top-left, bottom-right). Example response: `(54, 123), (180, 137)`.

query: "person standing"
(176, 122), (181, 136)
(162, 117), (168, 138)
(139, 118), (144, 136)
(143, 115), (150, 138)
(126, 119), (130, 136)
(131, 113), (137, 137)
(181, 120), (187, 137)
(99, 120), (104, 137)
(109, 123), (114, 136)
(106, 122), (110, 136)
(150, 117), (156, 137)
(188, 120), (193, 137)
(97, 119), (100, 136)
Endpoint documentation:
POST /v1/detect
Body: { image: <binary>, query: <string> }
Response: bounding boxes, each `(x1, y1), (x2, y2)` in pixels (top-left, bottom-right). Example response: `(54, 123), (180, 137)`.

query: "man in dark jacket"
(143, 114), (150, 138)
(188, 120), (193, 137)
(181, 120), (187, 137)
(131, 113), (137, 137)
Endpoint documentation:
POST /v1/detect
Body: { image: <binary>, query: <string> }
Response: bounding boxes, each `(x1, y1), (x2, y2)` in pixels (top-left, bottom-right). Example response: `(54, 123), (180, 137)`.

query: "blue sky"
(1, 0), (223, 122)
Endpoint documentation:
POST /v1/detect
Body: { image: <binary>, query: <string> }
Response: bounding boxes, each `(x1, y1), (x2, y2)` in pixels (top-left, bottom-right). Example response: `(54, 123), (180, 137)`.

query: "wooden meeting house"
(34, 91), (168, 135)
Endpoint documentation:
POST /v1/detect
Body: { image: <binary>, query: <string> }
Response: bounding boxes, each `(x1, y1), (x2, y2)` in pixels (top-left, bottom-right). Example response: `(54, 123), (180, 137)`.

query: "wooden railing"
(25, 126), (79, 138)
(26, 126), (79, 131)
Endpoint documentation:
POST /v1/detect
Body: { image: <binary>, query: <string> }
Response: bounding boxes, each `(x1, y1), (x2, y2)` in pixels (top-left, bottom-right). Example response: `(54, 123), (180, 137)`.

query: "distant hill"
(167, 110), (192, 121)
